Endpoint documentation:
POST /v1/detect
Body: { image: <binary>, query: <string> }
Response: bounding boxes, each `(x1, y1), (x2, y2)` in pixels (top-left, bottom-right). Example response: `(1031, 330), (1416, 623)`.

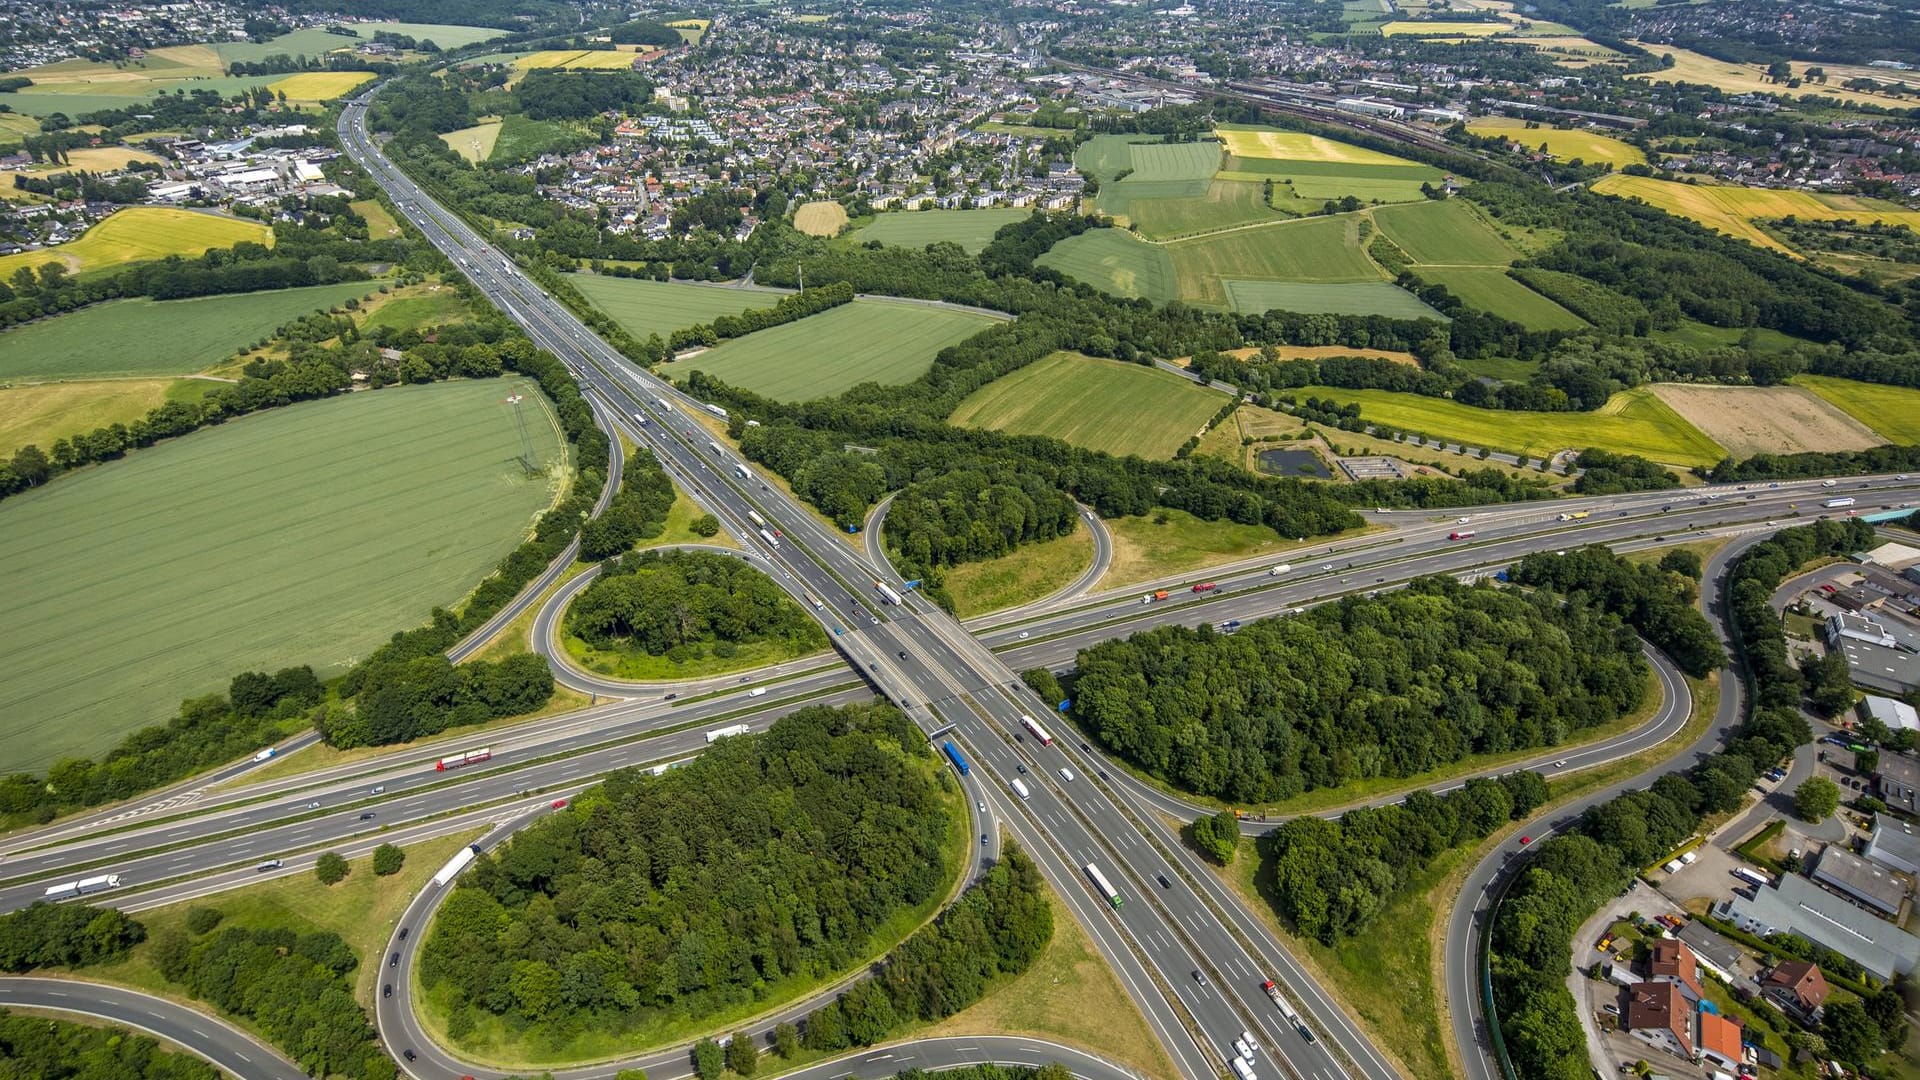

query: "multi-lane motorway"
(6, 83), (1919, 1080)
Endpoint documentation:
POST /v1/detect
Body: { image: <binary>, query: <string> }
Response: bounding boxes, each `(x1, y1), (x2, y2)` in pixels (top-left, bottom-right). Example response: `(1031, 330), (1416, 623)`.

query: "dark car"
(1156, 874), (1172, 889)
(898, 650), (908, 660)
(388, 952), (399, 968)
(981, 833), (989, 846)
(359, 812), (375, 821)
(383, 984), (393, 999)
(1016, 763), (1027, 774)
(402, 1050), (417, 1063)
(398, 927), (409, 940)
(1080, 742), (1092, 753)
(1192, 969), (1207, 986)
(664, 693), (678, 701)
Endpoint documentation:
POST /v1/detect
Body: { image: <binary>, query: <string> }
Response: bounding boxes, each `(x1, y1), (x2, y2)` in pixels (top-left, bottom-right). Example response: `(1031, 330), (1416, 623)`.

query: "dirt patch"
(793, 200), (849, 237)
(1173, 344), (1419, 367)
(1650, 383), (1883, 457)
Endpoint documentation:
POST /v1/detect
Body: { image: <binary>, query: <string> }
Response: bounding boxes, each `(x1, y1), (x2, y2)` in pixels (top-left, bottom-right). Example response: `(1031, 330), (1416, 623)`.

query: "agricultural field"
(0, 378), (566, 771)
(948, 350), (1228, 459)
(0, 207), (272, 278)
(1214, 127), (1442, 207)
(266, 70), (375, 102)
(1124, 140), (1223, 181)
(513, 49), (645, 72)
(1215, 126), (1419, 166)
(668, 19), (709, 44)
(1373, 199), (1517, 265)
(1797, 375), (1920, 445)
(1168, 215), (1382, 304)
(22, 145), (165, 175)
(1105, 178), (1287, 239)
(1224, 280), (1445, 319)
(1648, 383), (1882, 457)
(1629, 44), (1897, 109)
(1035, 228), (1177, 303)
(1417, 267), (1586, 330)
(1591, 174), (1920, 255)
(1075, 133), (1164, 181)
(0, 281), (377, 379)
(569, 274), (784, 342)
(672, 299), (996, 400)
(849, 208), (1027, 253)
(1465, 118), (1644, 167)
(1295, 385), (1725, 466)
(1379, 20), (1508, 35)
(793, 200), (850, 237)
(0, 378), (208, 458)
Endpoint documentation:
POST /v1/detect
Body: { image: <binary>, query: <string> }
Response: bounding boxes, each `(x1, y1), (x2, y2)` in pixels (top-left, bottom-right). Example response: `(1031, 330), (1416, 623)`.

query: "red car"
(1519, 835), (1532, 845)
(550, 799), (569, 810)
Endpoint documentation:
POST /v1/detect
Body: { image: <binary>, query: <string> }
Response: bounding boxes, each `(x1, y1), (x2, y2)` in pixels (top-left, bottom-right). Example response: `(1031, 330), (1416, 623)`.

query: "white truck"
(432, 845), (481, 887)
(1267, 564), (1291, 577)
(1009, 778), (1031, 799)
(43, 874), (122, 901)
(734, 463), (751, 481)
(252, 747), (277, 762)
(705, 723), (751, 743)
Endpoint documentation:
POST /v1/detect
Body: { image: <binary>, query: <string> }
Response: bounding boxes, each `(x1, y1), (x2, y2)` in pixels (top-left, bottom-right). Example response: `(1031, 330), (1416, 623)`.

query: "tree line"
(0, 901), (144, 972)
(0, 1008), (218, 1080)
(1727, 518), (1878, 714)
(1707, 443), (1920, 483)
(665, 281), (853, 353)
(581, 443), (677, 560)
(1069, 576), (1650, 804)
(419, 703), (956, 1053)
(565, 549), (826, 661)
(1509, 545), (1725, 677)
(1266, 770), (1549, 944)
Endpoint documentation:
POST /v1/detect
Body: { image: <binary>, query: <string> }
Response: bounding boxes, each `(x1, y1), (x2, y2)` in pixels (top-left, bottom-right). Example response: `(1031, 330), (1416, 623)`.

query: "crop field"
(1168, 215), (1381, 306)
(672, 299), (996, 401)
(1215, 126), (1424, 166)
(1110, 179), (1286, 238)
(1797, 375), (1920, 445)
(1380, 20), (1509, 35)
(1591, 175), (1920, 255)
(513, 49), (643, 72)
(0, 378), (566, 770)
(1465, 118), (1644, 167)
(1075, 134), (1164, 181)
(266, 70), (375, 101)
(793, 200), (851, 237)
(1417, 268), (1585, 329)
(23, 146), (165, 174)
(0, 281), (376, 379)
(1649, 383), (1882, 457)
(0, 207), (272, 278)
(0, 378), (202, 458)
(1035, 228), (1177, 303)
(570, 274), (785, 342)
(1629, 44), (1896, 109)
(668, 19), (709, 44)
(1124, 140), (1223, 181)
(849, 208), (1028, 253)
(1299, 385), (1725, 466)
(1226, 280), (1445, 319)
(949, 351), (1229, 459)
(1373, 200), (1517, 264)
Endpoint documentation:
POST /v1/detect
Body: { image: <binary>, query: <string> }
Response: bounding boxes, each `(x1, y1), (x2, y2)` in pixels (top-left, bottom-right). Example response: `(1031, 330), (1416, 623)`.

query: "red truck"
(1192, 582), (1218, 593)
(435, 747), (492, 771)
(1448, 530), (1475, 541)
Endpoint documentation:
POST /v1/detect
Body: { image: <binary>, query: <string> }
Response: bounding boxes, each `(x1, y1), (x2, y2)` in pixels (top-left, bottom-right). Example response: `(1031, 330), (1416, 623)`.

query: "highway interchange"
(4, 84), (1920, 1080)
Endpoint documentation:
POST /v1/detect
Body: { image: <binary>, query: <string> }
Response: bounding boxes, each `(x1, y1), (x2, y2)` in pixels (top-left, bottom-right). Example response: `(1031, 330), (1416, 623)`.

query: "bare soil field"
(1649, 383), (1883, 457)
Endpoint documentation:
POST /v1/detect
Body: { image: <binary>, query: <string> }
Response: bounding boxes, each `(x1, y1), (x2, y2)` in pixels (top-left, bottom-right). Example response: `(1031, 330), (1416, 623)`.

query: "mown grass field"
(1797, 374), (1920, 445)
(943, 522), (1093, 618)
(1124, 140), (1222, 181)
(1224, 280), (1445, 319)
(1034, 228), (1177, 303)
(1372, 200), (1517, 265)
(1099, 506), (1297, 590)
(1214, 125), (1420, 165)
(0, 378), (209, 458)
(1074, 133), (1163, 181)
(949, 351), (1228, 459)
(793, 200), (850, 237)
(266, 70), (374, 101)
(0, 208), (272, 278)
(1592, 174), (1920, 254)
(0, 281), (377, 379)
(569, 274), (785, 343)
(358, 286), (471, 335)
(850, 208), (1028, 253)
(1116, 178), (1288, 239)
(0, 378), (565, 771)
(440, 120), (503, 163)
(488, 115), (579, 162)
(1169, 215), (1381, 307)
(675, 299), (996, 401)
(352, 199), (402, 239)
(1297, 384), (1725, 466)
(1465, 118), (1644, 167)
(1416, 267), (1586, 330)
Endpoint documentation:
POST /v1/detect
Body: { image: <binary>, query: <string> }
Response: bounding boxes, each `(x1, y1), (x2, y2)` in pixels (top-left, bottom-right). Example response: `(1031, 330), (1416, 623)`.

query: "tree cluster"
(1707, 443), (1920, 484)
(0, 902), (145, 971)
(1268, 771), (1548, 943)
(1508, 545), (1725, 677)
(419, 703), (954, 1052)
(580, 444), (675, 560)
(0, 1008), (218, 1080)
(1569, 448), (1680, 494)
(319, 652), (552, 749)
(513, 70), (654, 121)
(885, 465), (1079, 569)
(565, 549), (826, 660)
(1071, 576), (1649, 804)
(152, 922), (389, 1080)
(797, 845), (1052, 1054)
(1726, 518), (1877, 710)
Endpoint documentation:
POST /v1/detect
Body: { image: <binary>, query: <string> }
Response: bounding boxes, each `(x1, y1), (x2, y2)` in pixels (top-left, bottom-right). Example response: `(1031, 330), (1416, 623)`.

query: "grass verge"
(942, 522), (1095, 618)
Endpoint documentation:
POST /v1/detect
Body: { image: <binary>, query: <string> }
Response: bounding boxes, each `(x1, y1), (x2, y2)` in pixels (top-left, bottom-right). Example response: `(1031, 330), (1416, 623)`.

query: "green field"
(1110, 178), (1288, 239)
(213, 23), (505, 66)
(1224, 280), (1446, 319)
(0, 378), (566, 770)
(1124, 140), (1223, 181)
(1035, 228), (1177, 303)
(949, 351), (1228, 459)
(570, 274), (784, 342)
(849, 208), (1029, 253)
(488, 114), (580, 162)
(1797, 375), (1920, 444)
(0, 207), (272, 278)
(0, 282), (379, 379)
(1169, 216), (1382, 307)
(360, 287), (472, 334)
(1416, 267), (1586, 330)
(0, 378), (208, 458)
(674, 299), (996, 401)
(1372, 200), (1517, 265)
(1075, 134), (1164, 181)
(1297, 385), (1725, 466)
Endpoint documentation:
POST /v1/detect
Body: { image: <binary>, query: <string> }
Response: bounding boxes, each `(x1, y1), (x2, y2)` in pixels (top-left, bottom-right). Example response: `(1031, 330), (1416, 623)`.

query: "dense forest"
(1508, 545), (1725, 677)
(884, 465), (1080, 569)
(0, 1010), (218, 1080)
(1069, 576), (1649, 803)
(419, 702), (957, 1050)
(0, 901), (144, 972)
(565, 548), (827, 660)
(581, 444), (676, 560)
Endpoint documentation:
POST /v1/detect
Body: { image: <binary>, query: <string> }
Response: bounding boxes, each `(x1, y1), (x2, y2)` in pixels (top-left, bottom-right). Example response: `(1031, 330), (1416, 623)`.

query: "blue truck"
(942, 740), (970, 776)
